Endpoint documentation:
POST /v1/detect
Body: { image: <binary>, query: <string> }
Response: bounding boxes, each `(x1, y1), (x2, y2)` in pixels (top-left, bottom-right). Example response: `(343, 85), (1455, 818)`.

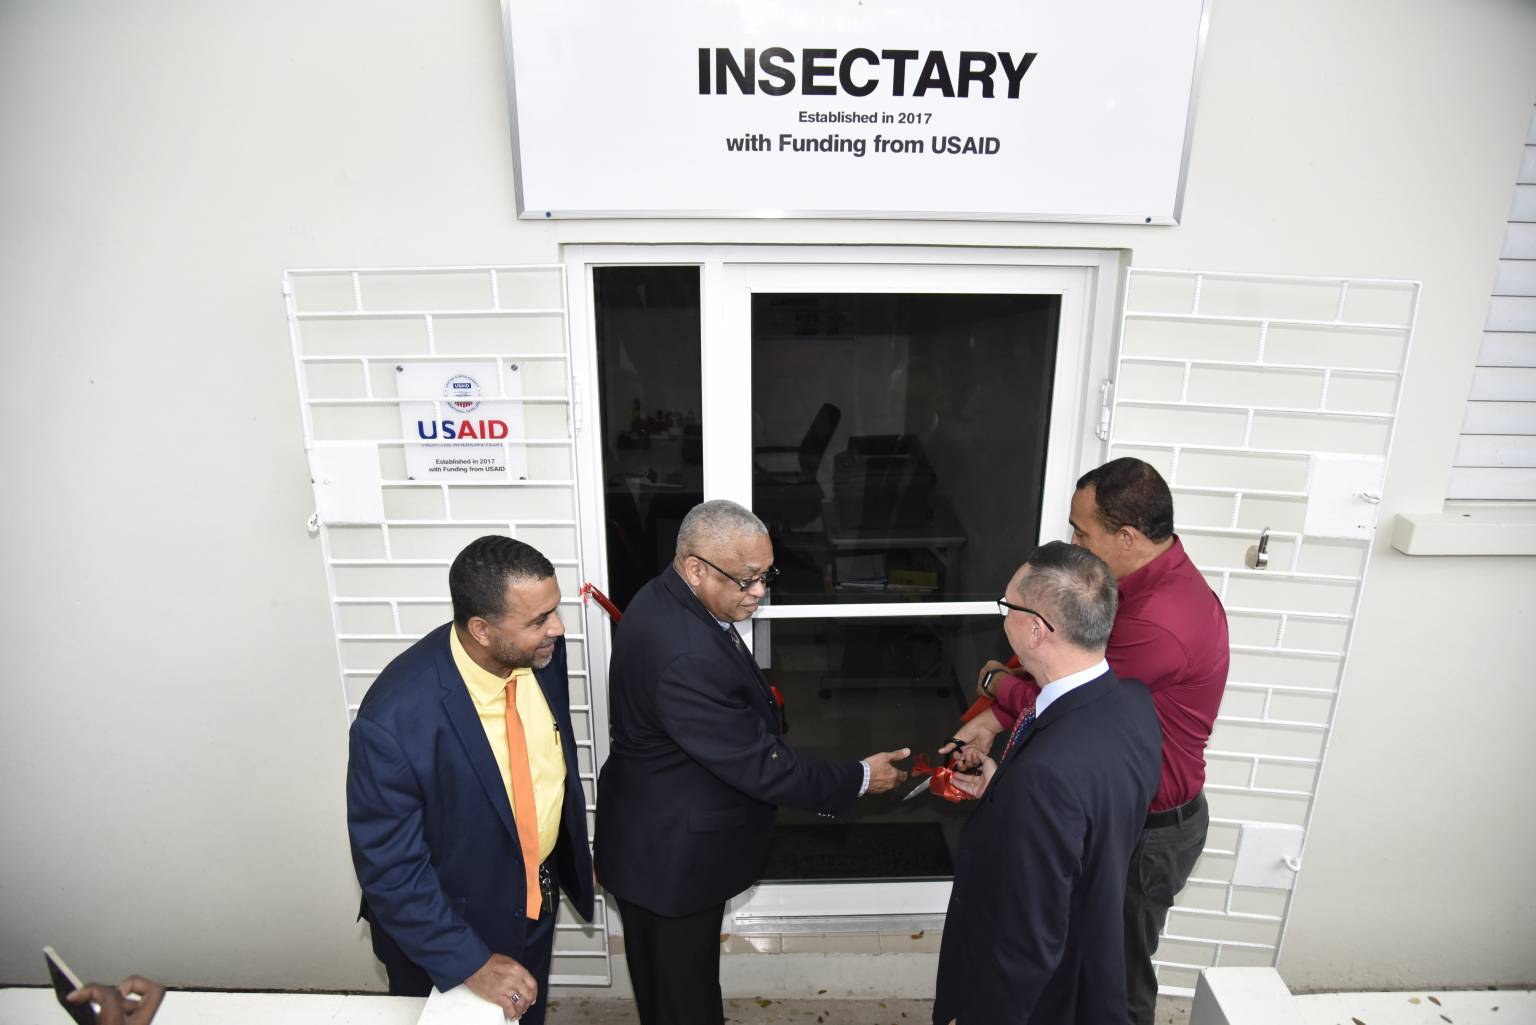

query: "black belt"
(1145, 792), (1204, 830)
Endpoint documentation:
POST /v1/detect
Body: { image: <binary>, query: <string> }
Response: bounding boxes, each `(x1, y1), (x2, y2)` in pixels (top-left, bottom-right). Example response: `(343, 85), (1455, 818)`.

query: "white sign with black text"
(501, 0), (1206, 222)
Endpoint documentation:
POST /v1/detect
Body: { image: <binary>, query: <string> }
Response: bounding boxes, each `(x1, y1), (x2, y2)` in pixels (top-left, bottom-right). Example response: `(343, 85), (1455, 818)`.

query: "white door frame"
(564, 244), (1124, 921)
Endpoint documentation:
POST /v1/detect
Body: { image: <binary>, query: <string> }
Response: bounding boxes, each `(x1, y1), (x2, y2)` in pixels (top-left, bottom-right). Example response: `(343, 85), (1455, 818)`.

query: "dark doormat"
(762, 821), (954, 881)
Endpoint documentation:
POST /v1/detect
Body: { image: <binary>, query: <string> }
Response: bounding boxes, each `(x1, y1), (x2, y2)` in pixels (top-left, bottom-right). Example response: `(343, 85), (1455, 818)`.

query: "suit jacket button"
(771, 751), (778, 759)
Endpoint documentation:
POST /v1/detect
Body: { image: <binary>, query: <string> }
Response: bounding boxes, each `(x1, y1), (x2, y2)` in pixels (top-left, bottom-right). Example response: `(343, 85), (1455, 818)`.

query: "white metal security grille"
(1111, 268), (1418, 996)
(283, 265), (611, 986)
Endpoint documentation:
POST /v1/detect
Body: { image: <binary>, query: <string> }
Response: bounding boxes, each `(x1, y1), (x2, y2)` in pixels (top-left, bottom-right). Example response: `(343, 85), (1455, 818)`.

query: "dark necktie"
(727, 627), (784, 726)
(999, 707), (1038, 761)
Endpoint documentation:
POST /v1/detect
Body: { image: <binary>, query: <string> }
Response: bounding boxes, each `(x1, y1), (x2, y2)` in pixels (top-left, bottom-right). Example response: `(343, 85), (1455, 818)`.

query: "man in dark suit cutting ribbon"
(944, 458), (1230, 1024)
(596, 499), (910, 1025)
(933, 542), (1162, 1025)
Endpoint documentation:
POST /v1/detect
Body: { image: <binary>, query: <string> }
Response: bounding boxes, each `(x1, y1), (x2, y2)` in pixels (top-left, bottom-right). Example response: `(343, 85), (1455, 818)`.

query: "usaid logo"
(415, 372), (509, 441)
(444, 374), (480, 413)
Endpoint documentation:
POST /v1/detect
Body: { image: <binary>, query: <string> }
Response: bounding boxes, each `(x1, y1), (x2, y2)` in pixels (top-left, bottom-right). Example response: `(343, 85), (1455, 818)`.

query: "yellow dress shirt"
(450, 626), (566, 862)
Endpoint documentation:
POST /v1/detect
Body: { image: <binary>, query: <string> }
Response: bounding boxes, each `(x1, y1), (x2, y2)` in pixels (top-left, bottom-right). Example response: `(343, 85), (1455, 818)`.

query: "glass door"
(748, 289), (1060, 885)
(588, 265), (704, 612)
(714, 258), (1108, 913)
(569, 246), (1118, 918)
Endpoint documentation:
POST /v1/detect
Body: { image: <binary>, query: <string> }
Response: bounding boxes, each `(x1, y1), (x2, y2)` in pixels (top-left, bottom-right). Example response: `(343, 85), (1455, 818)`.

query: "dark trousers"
(615, 895), (727, 1025)
(1124, 793), (1208, 1025)
(370, 906), (558, 1025)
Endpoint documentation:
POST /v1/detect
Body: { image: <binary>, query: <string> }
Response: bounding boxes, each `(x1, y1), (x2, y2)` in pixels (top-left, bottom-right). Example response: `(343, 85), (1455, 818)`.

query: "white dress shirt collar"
(1034, 658), (1111, 718)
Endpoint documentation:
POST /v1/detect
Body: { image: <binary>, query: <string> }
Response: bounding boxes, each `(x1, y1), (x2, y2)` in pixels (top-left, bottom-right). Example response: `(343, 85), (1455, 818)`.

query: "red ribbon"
(579, 582), (623, 623)
(960, 696), (994, 722)
(910, 753), (975, 803)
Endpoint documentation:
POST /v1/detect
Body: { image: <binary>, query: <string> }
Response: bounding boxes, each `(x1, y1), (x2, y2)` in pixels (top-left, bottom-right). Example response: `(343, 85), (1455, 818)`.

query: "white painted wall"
(1, 0), (1531, 992)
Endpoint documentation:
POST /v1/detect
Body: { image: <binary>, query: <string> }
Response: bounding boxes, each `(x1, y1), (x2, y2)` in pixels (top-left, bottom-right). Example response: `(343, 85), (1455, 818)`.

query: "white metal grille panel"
(1112, 267), (1417, 995)
(284, 265), (611, 985)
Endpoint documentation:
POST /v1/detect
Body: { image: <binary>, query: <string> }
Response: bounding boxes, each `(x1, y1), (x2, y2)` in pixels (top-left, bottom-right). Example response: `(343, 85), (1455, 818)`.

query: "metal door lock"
(1245, 527), (1271, 570)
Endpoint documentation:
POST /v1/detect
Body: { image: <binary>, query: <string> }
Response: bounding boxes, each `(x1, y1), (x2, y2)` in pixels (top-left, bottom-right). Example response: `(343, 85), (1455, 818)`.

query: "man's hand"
(67, 976), (166, 1025)
(938, 707), (1003, 771)
(860, 748), (911, 794)
(974, 658), (1021, 699)
(948, 754), (997, 799)
(465, 953), (538, 1018)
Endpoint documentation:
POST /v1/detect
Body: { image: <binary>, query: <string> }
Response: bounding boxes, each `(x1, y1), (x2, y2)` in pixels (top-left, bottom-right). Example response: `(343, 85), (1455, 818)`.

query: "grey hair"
(1015, 541), (1118, 651)
(675, 499), (769, 560)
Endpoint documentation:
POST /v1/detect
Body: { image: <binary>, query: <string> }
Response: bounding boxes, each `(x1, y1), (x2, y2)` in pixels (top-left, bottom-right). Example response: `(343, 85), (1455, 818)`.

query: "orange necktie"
(505, 677), (542, 920)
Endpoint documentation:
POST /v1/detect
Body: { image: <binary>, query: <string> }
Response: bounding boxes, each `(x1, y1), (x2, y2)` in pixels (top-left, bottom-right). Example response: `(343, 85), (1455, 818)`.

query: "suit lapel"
(725, 625), (782, 725)
(993, 669), (1118, 780)
(437, 641), (519, 843)
(662, 569), (781, 728)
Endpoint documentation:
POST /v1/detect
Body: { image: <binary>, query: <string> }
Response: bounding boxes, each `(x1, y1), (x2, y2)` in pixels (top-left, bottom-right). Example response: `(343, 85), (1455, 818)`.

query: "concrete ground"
(546, 994), (1193, 1023)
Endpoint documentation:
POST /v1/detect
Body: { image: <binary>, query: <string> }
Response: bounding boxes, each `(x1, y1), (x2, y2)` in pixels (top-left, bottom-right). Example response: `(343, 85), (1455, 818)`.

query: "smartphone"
(44, 946), (97, 1025)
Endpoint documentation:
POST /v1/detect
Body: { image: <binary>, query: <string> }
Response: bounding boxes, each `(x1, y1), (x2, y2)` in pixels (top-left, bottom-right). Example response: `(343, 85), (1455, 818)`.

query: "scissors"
(902, 738), (965, 801)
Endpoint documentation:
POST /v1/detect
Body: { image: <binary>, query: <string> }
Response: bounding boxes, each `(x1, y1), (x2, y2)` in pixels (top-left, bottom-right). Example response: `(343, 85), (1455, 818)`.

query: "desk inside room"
(821, 498), (967, 599)
(813, 499), (968, 699)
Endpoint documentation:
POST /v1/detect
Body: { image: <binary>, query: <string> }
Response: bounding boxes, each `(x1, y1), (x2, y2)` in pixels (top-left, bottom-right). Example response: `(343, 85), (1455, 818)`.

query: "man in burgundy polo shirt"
(947, 457), (1229, 1025)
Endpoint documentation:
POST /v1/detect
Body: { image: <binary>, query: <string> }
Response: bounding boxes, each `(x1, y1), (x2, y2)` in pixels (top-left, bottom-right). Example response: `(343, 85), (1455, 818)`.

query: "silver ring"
(511, 993), (523, 1004)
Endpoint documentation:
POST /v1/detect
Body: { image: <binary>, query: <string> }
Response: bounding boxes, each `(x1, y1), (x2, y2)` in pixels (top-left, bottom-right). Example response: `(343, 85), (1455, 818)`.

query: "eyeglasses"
(692, 554), (780, 591)
(997, 598), (1055, 632)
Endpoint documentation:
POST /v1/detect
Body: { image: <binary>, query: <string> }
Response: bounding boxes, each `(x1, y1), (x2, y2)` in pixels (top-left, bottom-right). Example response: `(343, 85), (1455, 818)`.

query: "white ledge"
(1392, 504), (1536, 556)
(1191, 968), (1535, 1025)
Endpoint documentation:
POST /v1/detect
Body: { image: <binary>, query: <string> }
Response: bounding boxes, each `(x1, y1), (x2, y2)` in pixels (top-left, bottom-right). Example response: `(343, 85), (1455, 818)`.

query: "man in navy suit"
(934, 542), (1162, 1025)
(347, 536), (594, 1025)
(596, 499), (911, 1025)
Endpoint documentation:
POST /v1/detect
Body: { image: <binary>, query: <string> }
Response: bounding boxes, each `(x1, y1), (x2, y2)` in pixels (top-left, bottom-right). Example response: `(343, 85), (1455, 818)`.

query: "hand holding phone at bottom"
(67, 976), (165, 1025)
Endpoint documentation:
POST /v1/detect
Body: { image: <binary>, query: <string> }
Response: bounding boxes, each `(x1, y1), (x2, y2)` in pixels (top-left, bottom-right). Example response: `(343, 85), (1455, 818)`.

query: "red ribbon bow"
(910, 753), (975, 803)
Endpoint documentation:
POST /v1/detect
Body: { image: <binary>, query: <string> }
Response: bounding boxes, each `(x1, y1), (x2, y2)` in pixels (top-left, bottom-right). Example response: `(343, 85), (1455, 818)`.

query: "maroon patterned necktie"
(1000, 707), (1037, 761)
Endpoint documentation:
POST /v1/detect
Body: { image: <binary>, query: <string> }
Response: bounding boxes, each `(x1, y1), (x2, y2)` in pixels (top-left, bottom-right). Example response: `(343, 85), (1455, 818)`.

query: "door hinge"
(1096, 379), (1113, 441)
(571, 378), (584, 435)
